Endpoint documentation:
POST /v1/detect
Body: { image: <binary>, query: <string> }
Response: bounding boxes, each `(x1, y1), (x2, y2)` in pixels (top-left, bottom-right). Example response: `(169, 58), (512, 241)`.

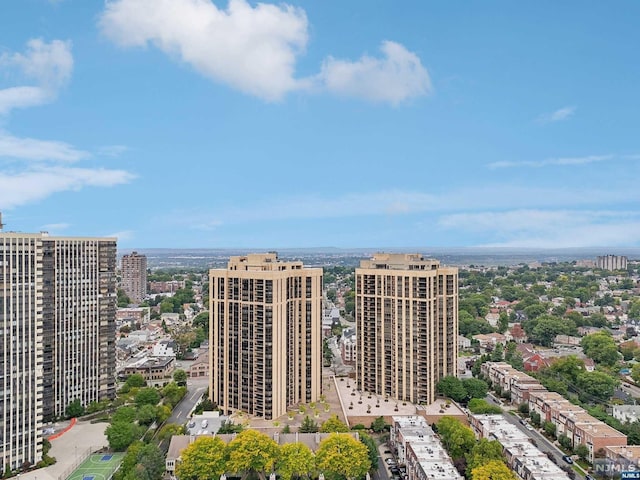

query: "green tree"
(549, 355), (585, 380)
(575, 371), (618, 401)
(371, 416), (387, 433)
(359, 432), (379, 471)
(490, 343), (504, 362)
(459, 311), (494, 337)
(321, 415), (349, 433)
(299, 415), (320, 433)
(173, 369), (188, 386)
(435, 417), (476, 460)
(543, 421), (556, 438)
(106, 422), (144, 451)
(65, 399), (85, 418)
(156, 404), (172, 424)
(175, 436), (228, 480)
(117, 288), (132, 307)
(463, 378), (489, 400)
(471, 460), (517, 480)
(466, 439), (504, 477)
(112, 406), (137, 424)
(575, 444), (589, 461)
(135, 387), (161, 407)
(276, 442), (315, 480)
(162, 382), (187, 408)
(136, 404), (158, 426)
(192, 311), (209, 331)
(226, 430), (279, 480)
(467, 398), (502, 414)
(217, 420), (244, 434)
(436, 376), (467, 403)
(157, 423), (186, 441)
(524, 303), (548, 320)
(581, 332), (619, 366)
(558, 434), (572, 450)
(530, 315), (571, 346)
(115, 441), (165, 480)
(497, 312), (509, 333)
(125, 373), (147, 388)
(315, 433), (371, 480)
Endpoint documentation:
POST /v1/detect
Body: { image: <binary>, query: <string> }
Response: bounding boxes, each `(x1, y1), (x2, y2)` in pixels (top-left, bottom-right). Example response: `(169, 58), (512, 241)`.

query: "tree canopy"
(226, 430), (279, 480)
(175, 436), (228, 480)
(276, 443), (315, 480)
(320, 415), (350, 433)
(471, 460), (518, 480)
(581, 332), (619, 366)
(315, 433), (371, 480)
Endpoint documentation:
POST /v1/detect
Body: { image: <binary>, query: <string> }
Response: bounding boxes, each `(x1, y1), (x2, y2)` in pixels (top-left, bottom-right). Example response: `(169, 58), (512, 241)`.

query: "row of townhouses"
(481, 362), (627, 461)
(389, 415), (463, 480)
(470, 414), (571, 480)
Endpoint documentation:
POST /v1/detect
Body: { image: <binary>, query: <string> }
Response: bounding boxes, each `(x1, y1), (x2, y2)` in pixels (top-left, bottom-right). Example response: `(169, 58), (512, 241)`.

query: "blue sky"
(1, 0), (639, 249)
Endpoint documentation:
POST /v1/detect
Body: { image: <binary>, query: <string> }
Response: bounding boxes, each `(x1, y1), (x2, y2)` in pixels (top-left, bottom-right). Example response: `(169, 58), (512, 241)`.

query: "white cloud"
(162, 181), (640, 232)
(437, 209), (640, 248)
(0, 38), (135, 208)
(0, 167), (136, 209)
(0, 38), (73, 115)
(536, 105), (576, 124)
(317, 41), (432, 104)
(0, 131), (90, 162)
(97, 145), (129, 157)
(99, 0), (431, 104)
(487, 154), (614, 169)
(99, 0), (308, 101)
(40, 222), (71, 231)
(106, 230), (134, 241)
(0, 86), (50, 115)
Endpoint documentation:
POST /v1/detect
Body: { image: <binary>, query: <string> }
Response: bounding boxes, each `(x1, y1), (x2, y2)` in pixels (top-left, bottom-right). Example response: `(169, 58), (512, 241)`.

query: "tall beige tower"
(209, 253), (322, 419)
(121, 251), (147, 303)
(355, 253), (458, 405)
(0, 232), (116, 472)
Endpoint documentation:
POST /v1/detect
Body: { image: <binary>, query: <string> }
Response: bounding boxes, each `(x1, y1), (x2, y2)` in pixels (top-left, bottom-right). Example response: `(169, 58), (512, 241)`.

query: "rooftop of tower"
(358, 252), (441, 270)
(226, 252), (305, 271)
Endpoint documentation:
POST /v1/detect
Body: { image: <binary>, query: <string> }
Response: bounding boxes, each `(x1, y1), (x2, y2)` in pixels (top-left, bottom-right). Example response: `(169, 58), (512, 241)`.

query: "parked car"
(562, 455), (573, 464)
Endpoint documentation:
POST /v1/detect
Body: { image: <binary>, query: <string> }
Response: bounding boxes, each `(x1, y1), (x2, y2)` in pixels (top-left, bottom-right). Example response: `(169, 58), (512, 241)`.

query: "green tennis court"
(65, 453), (125, 480)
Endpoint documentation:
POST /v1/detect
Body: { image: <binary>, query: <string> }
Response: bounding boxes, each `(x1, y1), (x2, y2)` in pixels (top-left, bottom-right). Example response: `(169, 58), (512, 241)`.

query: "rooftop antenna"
(0, 212), (4, 231)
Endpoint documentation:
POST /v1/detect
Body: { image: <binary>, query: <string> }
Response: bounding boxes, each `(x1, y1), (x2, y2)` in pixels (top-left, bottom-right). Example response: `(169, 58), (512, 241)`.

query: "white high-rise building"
(0, 231), (117, 471)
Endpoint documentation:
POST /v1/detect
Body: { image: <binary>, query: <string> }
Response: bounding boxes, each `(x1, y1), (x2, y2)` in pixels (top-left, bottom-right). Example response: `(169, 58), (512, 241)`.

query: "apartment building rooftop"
(408, 442), (463, 480)
(605, 445), (640, 463)
(358, 253), (442, 270)
(576, 421), (628, 438)
(472, 415), (570, 480)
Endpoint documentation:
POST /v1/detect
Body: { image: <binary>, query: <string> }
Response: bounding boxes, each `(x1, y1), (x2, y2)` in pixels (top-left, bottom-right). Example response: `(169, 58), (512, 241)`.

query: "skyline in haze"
(1, 1), (639, 249)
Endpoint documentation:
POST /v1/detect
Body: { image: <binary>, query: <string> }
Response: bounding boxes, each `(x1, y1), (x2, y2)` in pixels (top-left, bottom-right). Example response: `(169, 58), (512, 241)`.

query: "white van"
(201, 419), (208, 429)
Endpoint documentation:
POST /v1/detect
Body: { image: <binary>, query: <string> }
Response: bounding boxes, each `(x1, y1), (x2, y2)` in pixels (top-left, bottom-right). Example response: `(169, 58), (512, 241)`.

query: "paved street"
(166, 377), (208, 426)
